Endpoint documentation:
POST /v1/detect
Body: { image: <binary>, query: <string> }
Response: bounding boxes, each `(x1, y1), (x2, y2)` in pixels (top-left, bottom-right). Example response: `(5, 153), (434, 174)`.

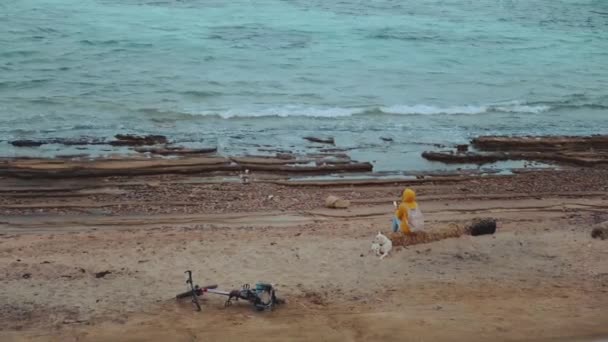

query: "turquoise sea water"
(1, 0), (608, 171)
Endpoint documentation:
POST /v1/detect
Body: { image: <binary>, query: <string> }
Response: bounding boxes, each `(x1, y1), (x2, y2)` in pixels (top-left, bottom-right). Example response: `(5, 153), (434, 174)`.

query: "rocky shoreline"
(3, 134), (608, 179)
(423, 135), (608, 167)
(0, 155), (373, 179)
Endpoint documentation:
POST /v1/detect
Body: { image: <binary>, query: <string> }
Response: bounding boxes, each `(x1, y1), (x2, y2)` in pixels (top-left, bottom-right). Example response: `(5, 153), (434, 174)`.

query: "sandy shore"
(1, 168), (608, 341)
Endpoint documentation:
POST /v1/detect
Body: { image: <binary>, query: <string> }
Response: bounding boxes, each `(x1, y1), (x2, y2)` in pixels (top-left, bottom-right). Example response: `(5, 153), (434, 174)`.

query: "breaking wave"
(137, 94), (608, 120)
(144, 101), (551, 120)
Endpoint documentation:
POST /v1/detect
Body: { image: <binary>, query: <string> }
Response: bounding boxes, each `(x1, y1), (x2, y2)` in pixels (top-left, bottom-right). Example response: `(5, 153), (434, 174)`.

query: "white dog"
(371, 232), (392, 259)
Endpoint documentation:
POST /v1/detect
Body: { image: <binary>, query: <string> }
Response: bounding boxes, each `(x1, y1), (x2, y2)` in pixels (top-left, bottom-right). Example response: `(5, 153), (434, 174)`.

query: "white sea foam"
(209, 105), (362, 119)
(187, 102), (550, 119)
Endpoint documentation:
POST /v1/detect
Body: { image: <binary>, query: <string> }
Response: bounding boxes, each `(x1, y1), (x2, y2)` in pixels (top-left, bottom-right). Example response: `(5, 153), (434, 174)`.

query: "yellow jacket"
(395, 188), (418, 234)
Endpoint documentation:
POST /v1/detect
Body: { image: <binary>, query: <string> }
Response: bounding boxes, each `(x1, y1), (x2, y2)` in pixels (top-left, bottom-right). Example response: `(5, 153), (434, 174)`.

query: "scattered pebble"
(95, 271), (112, 279)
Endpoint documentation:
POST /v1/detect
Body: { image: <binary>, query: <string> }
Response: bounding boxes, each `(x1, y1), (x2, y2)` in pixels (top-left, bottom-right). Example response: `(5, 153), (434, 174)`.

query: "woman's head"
(402, 188), (418, 208)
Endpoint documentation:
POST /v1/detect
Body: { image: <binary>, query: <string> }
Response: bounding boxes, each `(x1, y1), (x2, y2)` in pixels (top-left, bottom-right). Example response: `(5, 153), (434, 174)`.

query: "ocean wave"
(213, 102), (551, 118)
(366, 28), (441, 42)
(201, 106), (362, 119)
(134, 94), (608, 120)
(180, 90), (224, 98)
(379, 103), (549, 115)
(528, 94), (608, 110)
(139, 102), (553, 120)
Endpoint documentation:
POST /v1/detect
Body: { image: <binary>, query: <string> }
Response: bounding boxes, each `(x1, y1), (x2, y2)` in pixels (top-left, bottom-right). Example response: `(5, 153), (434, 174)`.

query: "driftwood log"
(390, 219), (497, 247)
(390, 224), (466, 247)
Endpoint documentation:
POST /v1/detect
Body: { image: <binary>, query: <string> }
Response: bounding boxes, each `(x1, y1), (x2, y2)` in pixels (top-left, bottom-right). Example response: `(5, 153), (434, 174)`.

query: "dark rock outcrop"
(472, 135), (608, 151)
(456, 144), (469, 152)
(110, 134), (168, 146)
(422, 151), (509, 164)
(11, 140), (45, 147)
(423, 135), (608, 167)
(304, 136), (335, 145)
(0, 157), (234, 178)
(422, 150), (608, 166)
(0, 154), (373, 178)
(11, 137), (106, 147)
(134, 146), (217, 155)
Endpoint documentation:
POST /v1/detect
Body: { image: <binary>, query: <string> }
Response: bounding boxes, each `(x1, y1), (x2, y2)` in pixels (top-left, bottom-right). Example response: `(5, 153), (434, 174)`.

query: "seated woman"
(392, 188), (424, 234)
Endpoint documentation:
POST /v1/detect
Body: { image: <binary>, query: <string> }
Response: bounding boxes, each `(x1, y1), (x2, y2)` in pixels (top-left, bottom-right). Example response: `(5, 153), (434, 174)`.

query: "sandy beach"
(4, 0), (608, 339)
(1, 167), (607, 341)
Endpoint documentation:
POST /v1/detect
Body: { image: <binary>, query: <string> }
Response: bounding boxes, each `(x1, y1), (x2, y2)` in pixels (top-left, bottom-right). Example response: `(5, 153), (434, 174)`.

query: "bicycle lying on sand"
(176, 270), (284, 312)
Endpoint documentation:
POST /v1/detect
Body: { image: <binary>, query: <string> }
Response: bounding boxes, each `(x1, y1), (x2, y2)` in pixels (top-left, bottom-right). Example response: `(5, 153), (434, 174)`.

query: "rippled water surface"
(1, 0), (607, 170)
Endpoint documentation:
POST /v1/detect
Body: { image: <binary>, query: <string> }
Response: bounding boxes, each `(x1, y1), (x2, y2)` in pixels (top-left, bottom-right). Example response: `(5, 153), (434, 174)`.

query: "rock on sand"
(591, 221), (608, 240)
(325, 195), (350, 209)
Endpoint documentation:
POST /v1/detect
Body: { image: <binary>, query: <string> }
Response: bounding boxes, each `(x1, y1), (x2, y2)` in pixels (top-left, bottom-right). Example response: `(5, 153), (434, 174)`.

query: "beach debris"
(22, 273), (31, 279)
(591, 221), (608, 240)
(466, 218), (497, 236)
(110, 134), (168, 146)
(303, 136), (335, 145)
(325, 195), (350, 209)
(239, 169), (251, 184)
(95, 271), (112, 278)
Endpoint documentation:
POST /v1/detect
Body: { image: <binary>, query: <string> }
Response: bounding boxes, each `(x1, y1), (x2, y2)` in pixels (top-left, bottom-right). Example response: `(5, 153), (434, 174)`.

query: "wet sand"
(1, 169), (608, 341)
